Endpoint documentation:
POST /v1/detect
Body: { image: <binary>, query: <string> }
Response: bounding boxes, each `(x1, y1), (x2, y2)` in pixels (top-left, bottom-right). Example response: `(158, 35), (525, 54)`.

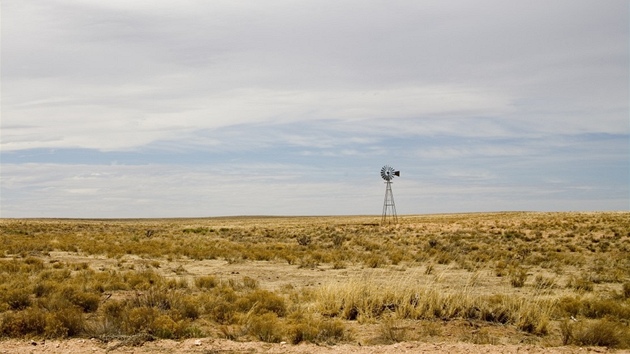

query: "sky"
(1, 0), (628, 218)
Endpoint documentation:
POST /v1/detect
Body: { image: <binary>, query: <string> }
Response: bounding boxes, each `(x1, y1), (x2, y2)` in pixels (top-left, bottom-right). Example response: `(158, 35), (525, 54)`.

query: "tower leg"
(381, 181), (398, 224)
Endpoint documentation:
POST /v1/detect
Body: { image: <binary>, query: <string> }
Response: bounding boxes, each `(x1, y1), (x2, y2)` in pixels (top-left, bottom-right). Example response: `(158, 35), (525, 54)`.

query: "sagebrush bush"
(45, 307), (85, 337)
(195, 275), (218, 289)
(236, 289), (286, 317)
(246, 312), (284, 343)
(563, 319), (630, 348)
(509, 267), (528, 288)
(0, 308), (47, 337)
(5, 288), (32, 310)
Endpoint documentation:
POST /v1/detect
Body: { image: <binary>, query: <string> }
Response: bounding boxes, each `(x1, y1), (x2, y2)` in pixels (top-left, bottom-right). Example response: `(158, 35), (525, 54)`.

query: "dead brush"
(243, 312), (284, 343)
(508, 266), (528, 288)
(562, 318), (630, 348)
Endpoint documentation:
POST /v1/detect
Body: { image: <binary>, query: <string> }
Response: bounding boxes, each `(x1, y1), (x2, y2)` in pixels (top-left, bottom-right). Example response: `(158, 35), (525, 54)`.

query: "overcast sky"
(1, 0), (628, 218)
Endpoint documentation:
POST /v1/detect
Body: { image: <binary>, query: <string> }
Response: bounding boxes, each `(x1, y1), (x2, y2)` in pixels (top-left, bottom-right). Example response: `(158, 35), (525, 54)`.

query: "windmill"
(380, 165), (400, 224)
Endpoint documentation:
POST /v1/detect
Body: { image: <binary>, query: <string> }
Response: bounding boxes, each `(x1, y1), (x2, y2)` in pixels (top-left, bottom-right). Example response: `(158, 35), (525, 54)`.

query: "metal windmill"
(380, 165), (400, 224)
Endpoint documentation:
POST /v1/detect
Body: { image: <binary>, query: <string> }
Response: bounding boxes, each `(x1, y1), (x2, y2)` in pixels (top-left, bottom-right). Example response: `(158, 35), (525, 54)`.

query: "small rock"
(194, 339), (202, 346)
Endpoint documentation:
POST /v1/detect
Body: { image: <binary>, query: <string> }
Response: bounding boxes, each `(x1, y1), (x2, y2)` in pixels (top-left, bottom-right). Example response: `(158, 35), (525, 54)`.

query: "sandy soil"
(0, 338), (622, 354)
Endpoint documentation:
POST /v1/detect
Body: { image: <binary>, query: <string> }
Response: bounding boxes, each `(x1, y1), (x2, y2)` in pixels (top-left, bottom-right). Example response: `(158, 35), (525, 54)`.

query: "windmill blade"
(381, 165), (396, 181)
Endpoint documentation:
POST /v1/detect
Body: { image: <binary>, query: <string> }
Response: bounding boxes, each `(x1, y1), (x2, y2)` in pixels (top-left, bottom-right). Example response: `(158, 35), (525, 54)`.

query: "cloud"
(0, 163), (379, 218)
(1, 0), (628, 217)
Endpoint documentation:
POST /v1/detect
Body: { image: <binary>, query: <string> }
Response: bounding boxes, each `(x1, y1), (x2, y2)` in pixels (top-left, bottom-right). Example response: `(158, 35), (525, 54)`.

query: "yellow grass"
(0, 212), (629, 348)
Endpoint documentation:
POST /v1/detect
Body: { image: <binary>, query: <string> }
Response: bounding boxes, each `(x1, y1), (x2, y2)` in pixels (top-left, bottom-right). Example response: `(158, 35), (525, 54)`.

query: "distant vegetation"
(0, 212), (629, 348)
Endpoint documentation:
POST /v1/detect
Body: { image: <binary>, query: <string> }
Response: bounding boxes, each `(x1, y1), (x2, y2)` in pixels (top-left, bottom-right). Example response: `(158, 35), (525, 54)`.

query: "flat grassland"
(0, 212), (629, 353)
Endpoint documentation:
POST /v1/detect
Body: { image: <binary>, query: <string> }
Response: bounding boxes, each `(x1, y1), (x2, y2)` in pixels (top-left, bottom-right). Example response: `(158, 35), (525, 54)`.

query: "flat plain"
(1, 212), (629, 353)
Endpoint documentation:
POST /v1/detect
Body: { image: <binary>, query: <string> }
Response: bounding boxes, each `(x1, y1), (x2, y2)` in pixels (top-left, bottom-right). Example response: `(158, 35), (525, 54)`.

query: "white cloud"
(1, 0), (627, 217)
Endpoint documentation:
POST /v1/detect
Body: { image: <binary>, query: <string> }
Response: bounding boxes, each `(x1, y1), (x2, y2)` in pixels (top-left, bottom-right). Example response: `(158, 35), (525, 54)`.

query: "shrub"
(297, 235), (312, 246)
(33, 281), (57, 298)
(101, 300), (125, 332)
(364, 255), (385, 268)
(122, 307), (159, 334)
(236, 290), (286, 317)
(509, 267), (528, 288)
(0, 308), (47, 337)
(242, 276), (259, 289)
(565, 319), (630, 348)
(175, 296), (201, 320)
(212, 302), (238, 325)
(45, 307), (85, 337)
(315, 318), (346, 343)
(150, 315), (179, 339)
(516, 304), (549, 335)
(195, 276), (218, 289)
(567, 275), (594, 292)
(246, 313), (284, 343)
(69, 291), (100, 313)
(5, 289), (32, 310)
(287, 322), (318, 344)
(332, 234), (345, 247)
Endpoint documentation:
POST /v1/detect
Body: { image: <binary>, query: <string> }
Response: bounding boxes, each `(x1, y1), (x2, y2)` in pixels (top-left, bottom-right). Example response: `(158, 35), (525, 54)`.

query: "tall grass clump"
(312, 275), (553, 335)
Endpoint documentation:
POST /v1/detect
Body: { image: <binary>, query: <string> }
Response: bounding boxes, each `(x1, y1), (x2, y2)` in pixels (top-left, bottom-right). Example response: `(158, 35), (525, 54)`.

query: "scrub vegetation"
(0, 212), (629, 348)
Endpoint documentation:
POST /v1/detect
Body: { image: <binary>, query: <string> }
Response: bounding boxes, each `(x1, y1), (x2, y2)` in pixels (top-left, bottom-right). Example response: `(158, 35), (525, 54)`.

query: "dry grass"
(1, 212), (629, 348)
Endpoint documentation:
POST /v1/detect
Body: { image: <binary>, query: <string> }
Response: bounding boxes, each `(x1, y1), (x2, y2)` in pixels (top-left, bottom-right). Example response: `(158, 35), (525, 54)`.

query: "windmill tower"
(380, 165), (400, 224)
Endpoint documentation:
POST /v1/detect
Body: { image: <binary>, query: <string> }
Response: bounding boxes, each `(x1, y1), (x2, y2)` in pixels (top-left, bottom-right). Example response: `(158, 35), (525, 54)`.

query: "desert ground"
(0, 212), (629, 353)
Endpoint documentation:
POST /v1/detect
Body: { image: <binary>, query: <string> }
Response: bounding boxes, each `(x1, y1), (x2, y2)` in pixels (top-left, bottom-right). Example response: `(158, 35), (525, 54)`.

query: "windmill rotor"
(380, 165), (400, 181)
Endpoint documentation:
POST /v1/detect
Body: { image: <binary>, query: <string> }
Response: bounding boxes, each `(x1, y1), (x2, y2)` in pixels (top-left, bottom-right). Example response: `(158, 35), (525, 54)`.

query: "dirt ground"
(0, 338), (623, 354)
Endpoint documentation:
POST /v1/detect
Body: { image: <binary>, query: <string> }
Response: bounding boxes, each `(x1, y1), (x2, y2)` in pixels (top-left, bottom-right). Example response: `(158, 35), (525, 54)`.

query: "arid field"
(0, 212), (629, 353)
